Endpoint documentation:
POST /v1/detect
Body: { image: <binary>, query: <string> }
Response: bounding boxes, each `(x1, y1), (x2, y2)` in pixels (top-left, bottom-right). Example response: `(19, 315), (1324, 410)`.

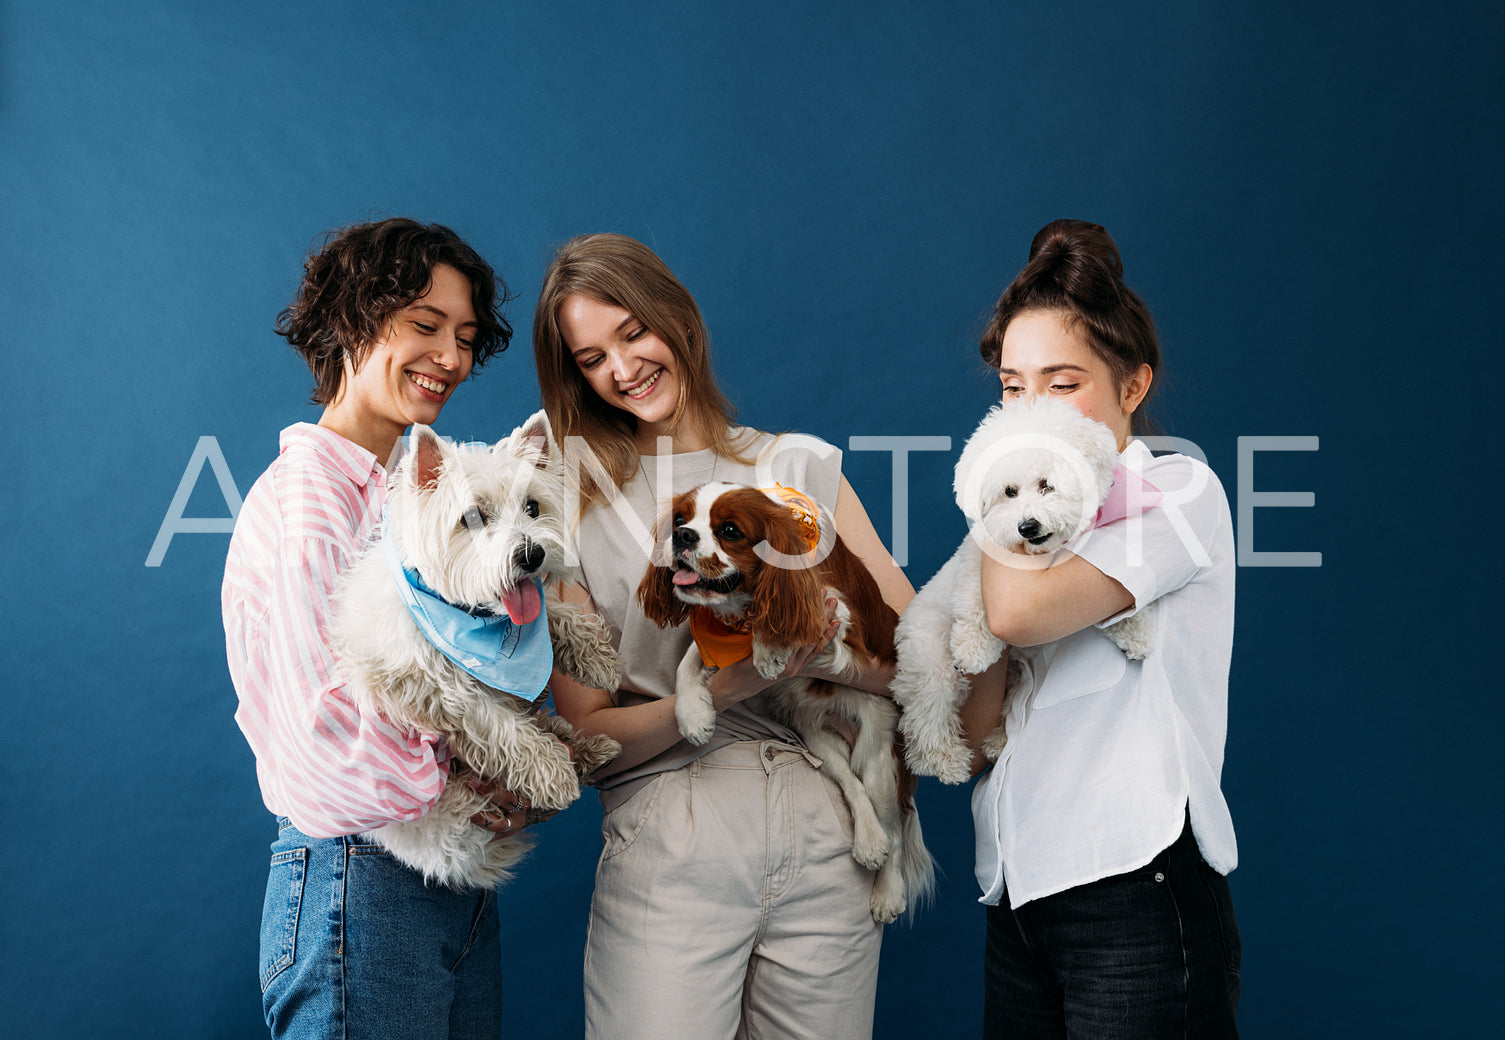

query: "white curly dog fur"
(893, 396), (1152, 784)
(331, 411), (622, 889)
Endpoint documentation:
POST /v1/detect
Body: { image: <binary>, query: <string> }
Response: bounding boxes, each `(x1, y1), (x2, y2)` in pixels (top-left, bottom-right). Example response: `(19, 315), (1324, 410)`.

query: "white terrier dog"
(893, 396), (1153, 783)
(332, 411), (621, 889)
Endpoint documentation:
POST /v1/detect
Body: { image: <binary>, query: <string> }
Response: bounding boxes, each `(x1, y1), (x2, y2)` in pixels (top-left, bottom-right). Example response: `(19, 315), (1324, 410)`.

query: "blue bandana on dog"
(381, 525), (553, 703)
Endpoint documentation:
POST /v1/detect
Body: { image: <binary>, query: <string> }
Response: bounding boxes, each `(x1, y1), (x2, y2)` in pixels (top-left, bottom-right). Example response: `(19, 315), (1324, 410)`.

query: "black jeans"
(983, 815), (1241, 1039)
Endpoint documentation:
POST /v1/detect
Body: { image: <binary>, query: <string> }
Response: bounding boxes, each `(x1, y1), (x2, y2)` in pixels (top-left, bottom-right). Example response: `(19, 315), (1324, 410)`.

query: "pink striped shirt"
(222, 423), (447, 837)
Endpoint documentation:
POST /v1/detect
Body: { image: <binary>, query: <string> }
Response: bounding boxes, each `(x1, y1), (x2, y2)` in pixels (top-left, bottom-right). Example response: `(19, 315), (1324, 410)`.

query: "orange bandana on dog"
(690, 608), (755, 668)
(687, 485), (822, 668)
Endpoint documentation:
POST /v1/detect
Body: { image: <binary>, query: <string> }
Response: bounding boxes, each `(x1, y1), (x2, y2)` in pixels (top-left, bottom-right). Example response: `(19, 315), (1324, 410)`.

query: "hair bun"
(978, 218), (1160, 426)
(1029, 219), (1123, 279)
(1017, 218), (1125, 311)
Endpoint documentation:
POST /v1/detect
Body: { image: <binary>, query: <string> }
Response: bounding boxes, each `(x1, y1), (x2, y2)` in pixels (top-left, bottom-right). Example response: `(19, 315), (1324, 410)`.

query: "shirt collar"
(1089, 438), (1162, 530)
(1121, 438), (1154, 468)
(279, 422), (384, 488)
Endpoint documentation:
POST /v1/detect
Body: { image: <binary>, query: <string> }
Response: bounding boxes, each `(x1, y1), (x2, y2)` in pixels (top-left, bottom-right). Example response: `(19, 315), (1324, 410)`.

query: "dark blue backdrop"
(2, 1), (1499, 1036)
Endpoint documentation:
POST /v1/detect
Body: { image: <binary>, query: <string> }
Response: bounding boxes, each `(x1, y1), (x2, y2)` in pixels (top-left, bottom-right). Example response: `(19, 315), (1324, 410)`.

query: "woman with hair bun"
(968, 219), (1242, 1037)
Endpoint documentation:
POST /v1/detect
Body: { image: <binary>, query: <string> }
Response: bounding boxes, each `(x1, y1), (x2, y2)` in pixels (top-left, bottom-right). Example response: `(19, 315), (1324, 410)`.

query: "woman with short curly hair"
(224, 217), (535, 1039)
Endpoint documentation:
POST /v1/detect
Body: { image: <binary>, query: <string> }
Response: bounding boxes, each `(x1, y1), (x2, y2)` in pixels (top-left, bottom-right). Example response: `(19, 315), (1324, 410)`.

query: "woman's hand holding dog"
(550, 590), (871, 778)
(705, 600), (844, 711)
(708, 600), (894, 749)
(471, 790), (535, 836)
(452, 756), (569, 837)
(743, 598), (897, 700)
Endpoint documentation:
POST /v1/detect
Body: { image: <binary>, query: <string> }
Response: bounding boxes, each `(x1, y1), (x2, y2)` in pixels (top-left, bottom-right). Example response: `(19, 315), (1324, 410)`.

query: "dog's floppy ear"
(408, 425), (448, 492)
(954, 404), (1006, 521)
(747, 560), (825, 647)
(636, 565), (692, 628)
(744, 493), (827, 646)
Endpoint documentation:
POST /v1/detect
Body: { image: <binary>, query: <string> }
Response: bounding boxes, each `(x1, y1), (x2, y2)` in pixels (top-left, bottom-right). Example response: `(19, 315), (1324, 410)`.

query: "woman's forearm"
(557, 690), (688, 776)
(980, 547), (1133, 647)
(958, 652), (1012, 777)
(552, 654), (778, 778)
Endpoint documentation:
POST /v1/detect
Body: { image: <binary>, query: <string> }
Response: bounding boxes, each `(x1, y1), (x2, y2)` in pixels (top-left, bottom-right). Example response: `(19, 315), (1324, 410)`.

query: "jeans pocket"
(259, 847), (308, 992)
(1200, 863), (1243, 976)
(600, 772), (670, 862)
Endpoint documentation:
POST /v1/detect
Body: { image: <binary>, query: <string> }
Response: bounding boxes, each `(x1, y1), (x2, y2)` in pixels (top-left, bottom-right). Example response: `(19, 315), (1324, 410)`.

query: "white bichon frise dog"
(331, 411), (622, 889)
(893, 396), (1152, 784)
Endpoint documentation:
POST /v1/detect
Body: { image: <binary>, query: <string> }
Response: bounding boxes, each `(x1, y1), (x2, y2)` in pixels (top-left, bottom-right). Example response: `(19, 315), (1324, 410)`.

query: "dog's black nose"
(672, 526), (698, 551)
(515, 541), (545, 574)
(1017, 518), (1041, 540)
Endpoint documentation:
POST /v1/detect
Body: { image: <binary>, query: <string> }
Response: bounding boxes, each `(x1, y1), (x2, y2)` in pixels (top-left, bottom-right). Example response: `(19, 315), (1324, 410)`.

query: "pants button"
(764, 746), (777, 760)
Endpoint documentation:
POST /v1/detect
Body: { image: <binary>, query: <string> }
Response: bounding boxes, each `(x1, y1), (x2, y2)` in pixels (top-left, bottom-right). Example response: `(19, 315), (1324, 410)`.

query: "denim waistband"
(274, 816), (379, 846)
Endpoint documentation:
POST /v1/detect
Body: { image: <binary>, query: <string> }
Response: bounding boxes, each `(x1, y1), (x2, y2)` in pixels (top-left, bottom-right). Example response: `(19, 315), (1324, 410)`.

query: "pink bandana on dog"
(1091, 461), (1162, 529)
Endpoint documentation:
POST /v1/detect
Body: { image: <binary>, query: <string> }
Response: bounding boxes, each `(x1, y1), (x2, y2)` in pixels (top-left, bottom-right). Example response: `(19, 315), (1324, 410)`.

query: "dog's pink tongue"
(501, 581), (542, 625)
(672, 567), (702, 587)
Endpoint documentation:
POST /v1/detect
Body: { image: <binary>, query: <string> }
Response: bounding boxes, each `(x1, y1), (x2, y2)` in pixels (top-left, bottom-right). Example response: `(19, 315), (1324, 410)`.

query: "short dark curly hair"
(276, 217), (513, 404)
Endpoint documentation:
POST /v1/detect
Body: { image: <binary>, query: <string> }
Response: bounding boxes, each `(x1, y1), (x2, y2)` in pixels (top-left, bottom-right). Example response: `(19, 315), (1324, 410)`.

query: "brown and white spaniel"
(635, 481), (933, 923)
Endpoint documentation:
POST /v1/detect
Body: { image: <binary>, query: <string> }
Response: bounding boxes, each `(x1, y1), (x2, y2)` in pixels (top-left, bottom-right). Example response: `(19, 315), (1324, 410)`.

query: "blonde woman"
(533, 233), (910, 1040)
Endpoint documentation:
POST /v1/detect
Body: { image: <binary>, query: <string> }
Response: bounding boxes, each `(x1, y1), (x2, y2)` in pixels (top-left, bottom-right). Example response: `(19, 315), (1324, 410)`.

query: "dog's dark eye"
(1003, 486), (1018, 499)
(673, 513), (685, 527)
(524, 499), (539, 519)
(1038, 480), (1053, 494)
(717, 522), (744, 541)
(459, 506), (486, 531)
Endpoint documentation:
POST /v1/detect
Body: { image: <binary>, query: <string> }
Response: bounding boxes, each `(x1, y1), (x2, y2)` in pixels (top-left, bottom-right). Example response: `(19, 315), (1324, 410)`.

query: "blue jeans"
(260, 818), (503, 1039)
(983, 814), (1241, 1039)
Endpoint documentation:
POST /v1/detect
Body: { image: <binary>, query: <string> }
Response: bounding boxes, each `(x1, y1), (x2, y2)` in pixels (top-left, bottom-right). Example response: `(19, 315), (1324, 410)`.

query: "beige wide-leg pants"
(584, 740), (884, 1040)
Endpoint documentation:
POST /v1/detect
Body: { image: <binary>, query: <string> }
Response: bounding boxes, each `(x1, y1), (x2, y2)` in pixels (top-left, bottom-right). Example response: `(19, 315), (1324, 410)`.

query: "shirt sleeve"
(1069, 453), (1232, 627)
(226, 468), (448, 838)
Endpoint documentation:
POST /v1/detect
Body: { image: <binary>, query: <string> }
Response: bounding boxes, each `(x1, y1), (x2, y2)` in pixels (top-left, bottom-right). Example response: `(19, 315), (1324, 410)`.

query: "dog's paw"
(548, 601), (624, 692)
(1105, 616), (1152, 661)
(520, 738), (585, 811)
(869, 880), (907, 925)
(981, 724), (1009, 762)
(571, 644), (624, 693)
(675, 693), (718, 746)
(850, 821), (892, 871)
(896, 728), (969, 782)
(908, 739), (973, 786)
(950, 620), (1004, 674)
(752, 642), (794, 681)
(542, 714), (623, 777)
(572, 733), (622, 777)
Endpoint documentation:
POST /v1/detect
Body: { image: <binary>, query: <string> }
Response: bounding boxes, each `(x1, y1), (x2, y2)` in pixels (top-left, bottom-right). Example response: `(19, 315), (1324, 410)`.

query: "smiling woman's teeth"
(626, 370), (661, 399)
(410, 373), (446, 394)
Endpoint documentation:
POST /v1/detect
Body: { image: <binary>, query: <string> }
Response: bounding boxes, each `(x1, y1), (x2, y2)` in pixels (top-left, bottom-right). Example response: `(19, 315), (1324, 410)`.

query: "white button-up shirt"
(972, 441), (1238, 908)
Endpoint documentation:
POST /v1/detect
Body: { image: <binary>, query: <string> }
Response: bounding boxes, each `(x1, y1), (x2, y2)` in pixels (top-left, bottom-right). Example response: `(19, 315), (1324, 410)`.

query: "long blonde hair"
(533, 233), (752, 510)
